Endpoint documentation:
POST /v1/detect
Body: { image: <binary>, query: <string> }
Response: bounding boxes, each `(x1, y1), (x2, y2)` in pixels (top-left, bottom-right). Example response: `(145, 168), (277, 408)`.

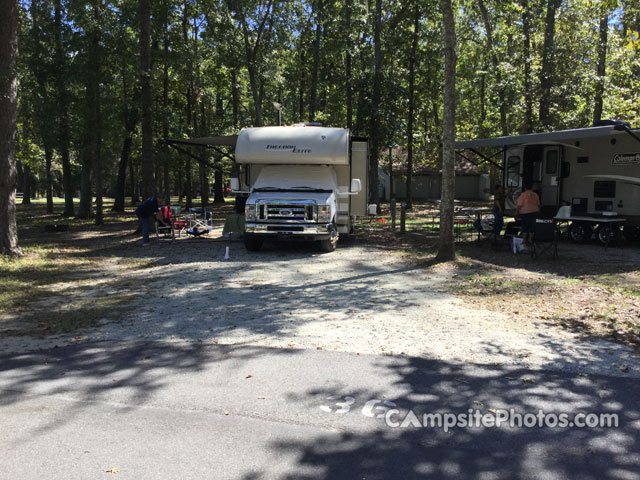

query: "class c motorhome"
(456, 120), (640, 244)
(231, 124), (369, 252)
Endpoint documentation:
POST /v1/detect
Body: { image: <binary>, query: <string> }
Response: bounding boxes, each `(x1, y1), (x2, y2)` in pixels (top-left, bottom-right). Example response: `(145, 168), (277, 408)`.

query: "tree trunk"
(113, 71), (139, 212)
(185, 157), (192, 209)
(231, 68), (239, 127)
(214, 158), (224, 203)
(593, 8), (608, 125)
(299, 49), (305, 122)
(129, 158), (139, 205)
(437, 0), (457, 262)
(77, 156), (92, 218)
(522, 0), (533, 133)
(163, 5), (171, 202)
(113, 135), (133, 212)
(539, 0), (561, 130)
(309, 0), (323, 122)
(345, 0), (353, 130)
(369, 0), (382, 205)
(0, 0), (21, 255)
(406, 5), (419, 209)
(22, 164), (31, 205)
(478, 0), (508, 136)
(54, 0), (74, 217)
(45, 145), (53, 213)
(92, 1), (103, 226)
(139, 0), (154, 199)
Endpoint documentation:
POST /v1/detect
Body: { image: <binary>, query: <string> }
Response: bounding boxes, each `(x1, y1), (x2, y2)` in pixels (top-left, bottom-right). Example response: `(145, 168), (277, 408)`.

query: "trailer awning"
(164, 136), (238, 147)
(455, 126), (619, 149)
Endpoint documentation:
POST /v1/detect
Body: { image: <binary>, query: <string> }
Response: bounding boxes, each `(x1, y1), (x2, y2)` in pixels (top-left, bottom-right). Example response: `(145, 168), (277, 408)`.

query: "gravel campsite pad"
(2, 232), (639, 378)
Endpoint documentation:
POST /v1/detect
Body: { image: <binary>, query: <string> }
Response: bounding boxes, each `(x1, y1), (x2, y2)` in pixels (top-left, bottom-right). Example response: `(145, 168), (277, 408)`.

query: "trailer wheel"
(568, 222), (592, 243)
(243, 233), (264, 252)
(623, 226), (640, 242)
(595, 225), (620, 246)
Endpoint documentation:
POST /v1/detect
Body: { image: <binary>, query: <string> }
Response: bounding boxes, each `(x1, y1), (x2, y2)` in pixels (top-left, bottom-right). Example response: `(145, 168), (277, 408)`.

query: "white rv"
(231, 125), (368, 252)
(456, 121), (640, 244)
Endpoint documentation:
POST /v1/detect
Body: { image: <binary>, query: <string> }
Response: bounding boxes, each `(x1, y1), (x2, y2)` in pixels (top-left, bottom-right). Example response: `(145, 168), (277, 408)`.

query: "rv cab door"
(541, 146), (560, 209)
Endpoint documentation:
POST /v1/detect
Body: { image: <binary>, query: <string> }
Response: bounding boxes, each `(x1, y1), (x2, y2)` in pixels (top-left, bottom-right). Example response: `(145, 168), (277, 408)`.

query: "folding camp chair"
(186, 207), (213, 237)
(170, 206), (187, 237)
(531, 220), (558, 260)
(156, 206), (176, 242)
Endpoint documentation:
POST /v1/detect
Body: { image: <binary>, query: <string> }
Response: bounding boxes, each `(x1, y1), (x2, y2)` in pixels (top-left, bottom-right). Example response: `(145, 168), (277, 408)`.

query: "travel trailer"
(230, 125), (368, 252)
(456, 121), (640, 244)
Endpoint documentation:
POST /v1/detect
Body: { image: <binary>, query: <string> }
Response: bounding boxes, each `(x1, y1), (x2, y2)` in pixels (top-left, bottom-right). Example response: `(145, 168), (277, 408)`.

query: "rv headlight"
(245, 204), (257, 221)
(318, 205), (331, 222)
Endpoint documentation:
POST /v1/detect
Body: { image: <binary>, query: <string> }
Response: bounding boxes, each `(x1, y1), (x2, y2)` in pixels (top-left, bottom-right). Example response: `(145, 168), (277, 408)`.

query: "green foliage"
(14, 0), (640, 203)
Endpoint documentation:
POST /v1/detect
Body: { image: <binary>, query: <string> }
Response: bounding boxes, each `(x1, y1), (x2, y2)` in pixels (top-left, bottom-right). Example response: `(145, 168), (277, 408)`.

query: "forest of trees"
(1, 0), (639, 254)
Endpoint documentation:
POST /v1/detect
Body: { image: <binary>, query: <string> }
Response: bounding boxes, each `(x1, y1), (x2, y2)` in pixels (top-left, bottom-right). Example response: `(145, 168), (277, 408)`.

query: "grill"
(256, 201), (316, 222)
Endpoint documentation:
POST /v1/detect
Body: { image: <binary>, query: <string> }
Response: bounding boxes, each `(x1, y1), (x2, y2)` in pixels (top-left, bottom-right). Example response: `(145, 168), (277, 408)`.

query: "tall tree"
(369, 0), (382, 205)
(139, 0), (155, 199)
(437, 0), (457, 261)
(477, 0), (508, 135)
(309, 0), (323, 122)
(345, 0), (353, 130)
(593, 4), (609, 125)
(539, 0), (561, 129)
(0, 0), (21, 255)
(522, 0), (533, 133)
(405, 3), (420, 210)
(54, 0), (74, 216)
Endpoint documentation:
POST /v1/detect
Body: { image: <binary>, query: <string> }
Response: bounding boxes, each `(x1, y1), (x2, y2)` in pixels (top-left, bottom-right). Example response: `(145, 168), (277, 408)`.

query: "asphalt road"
(1, 341), (639, 480)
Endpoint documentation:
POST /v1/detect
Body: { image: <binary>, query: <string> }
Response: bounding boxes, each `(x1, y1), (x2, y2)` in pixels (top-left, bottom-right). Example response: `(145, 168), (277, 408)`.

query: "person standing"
(515, 183), (540, 245)
(135, 194), (167, 245)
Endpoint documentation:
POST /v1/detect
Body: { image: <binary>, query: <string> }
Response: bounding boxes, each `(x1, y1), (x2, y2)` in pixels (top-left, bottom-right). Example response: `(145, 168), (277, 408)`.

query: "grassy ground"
(351, 201), (640, 351)
(3, 198), (640, 350)
(1, 196), (233, 337)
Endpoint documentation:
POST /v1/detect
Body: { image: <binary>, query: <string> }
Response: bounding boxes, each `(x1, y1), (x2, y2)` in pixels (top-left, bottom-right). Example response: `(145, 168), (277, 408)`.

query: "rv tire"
(568, 222), (592, 243)
(244, 233), (264, 252)
(319, 225), (338, 253)
(595, 225), (620, 246)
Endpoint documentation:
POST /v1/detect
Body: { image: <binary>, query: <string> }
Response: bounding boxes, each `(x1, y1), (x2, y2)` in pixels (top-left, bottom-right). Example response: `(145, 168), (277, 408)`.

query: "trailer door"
(541, 146), (560, 209)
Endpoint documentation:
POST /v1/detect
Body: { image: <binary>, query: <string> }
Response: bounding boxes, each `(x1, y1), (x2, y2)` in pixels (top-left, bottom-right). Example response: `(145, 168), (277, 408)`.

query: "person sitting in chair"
(515, 183), (540, 246)
(135, 194), (168, 246)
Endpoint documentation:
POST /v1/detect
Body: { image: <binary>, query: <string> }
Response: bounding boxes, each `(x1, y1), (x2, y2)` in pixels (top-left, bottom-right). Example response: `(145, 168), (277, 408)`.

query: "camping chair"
(170, 206), (187, 237)
(531, 220), (558, 260)
(186, 207), (213, 237)
(156, 206), (176, 242)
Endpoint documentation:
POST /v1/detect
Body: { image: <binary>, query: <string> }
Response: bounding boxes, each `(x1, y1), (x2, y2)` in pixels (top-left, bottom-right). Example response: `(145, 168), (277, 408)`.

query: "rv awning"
(164, 136), (238, 147)
(455, 126), (618, 149)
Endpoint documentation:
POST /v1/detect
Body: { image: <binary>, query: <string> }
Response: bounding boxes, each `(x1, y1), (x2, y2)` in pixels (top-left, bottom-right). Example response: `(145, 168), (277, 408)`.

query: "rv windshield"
(252, 165), (337, 193)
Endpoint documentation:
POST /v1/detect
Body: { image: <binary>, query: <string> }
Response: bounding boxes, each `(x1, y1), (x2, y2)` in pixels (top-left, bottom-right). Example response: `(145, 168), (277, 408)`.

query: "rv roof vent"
(593, 119), (631, 129)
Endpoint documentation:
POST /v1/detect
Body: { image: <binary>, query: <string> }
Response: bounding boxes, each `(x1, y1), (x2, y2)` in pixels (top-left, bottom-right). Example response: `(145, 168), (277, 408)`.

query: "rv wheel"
(243, 233), (264, 252)
(319, 226), (338, 252)
(623, 226), (640, 242)
(595, 225), (620, 246)
(568, 222), (592, 243)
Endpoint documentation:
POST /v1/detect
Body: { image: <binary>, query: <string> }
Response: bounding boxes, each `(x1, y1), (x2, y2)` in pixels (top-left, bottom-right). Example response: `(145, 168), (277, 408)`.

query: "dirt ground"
(1, 201), (639, 378)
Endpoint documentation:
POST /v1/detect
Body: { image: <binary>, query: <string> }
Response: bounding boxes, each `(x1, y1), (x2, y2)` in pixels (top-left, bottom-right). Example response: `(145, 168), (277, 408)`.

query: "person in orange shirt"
(515, 183), (540, 245)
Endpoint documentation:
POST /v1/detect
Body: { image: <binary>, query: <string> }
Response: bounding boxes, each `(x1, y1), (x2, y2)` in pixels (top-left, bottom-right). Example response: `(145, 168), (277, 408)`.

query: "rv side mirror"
(350, 178), (362, 193)
(230, 178), (240, 191)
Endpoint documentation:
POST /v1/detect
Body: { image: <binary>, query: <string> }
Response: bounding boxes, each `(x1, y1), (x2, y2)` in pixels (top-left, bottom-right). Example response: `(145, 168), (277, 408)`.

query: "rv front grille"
(266, 204), (309, 221)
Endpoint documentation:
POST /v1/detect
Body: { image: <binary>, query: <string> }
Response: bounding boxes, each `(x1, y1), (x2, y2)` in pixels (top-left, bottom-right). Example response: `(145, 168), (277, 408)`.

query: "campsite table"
(459, 207), (493, 241)
(553, 215), (626, 250)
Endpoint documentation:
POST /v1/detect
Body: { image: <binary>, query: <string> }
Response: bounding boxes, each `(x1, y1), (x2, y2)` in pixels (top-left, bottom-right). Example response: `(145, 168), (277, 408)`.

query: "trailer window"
(507, 156), (520, 187)
(594, 180), (616, 198)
